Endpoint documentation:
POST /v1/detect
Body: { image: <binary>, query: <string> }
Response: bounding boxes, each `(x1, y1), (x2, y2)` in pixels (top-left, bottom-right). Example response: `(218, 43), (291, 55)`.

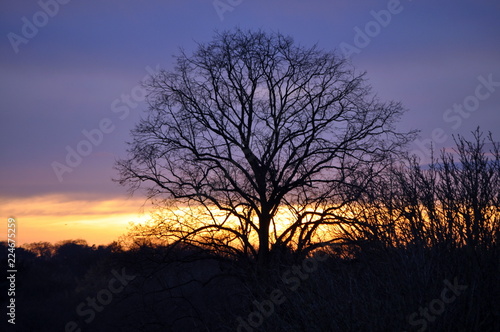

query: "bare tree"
(115, 29), (414, 266)
(342, 128), (500, 251)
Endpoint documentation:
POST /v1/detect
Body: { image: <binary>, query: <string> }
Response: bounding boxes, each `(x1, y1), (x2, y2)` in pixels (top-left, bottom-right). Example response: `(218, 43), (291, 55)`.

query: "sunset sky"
(1, 0), (499, 245)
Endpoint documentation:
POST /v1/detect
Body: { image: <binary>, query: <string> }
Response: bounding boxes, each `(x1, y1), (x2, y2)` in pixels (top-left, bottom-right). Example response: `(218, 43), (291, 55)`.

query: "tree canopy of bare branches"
(115, 29), (414, 265)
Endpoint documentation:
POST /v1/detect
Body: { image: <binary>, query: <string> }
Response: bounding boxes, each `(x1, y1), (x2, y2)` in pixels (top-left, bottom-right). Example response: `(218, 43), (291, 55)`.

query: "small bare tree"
(342, 129), (500, 251)
(115, 29), (414, 266)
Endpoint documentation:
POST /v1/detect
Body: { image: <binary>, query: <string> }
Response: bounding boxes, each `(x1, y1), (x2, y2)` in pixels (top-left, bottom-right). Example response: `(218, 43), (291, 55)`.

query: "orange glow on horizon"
(0, 194), (152, 246)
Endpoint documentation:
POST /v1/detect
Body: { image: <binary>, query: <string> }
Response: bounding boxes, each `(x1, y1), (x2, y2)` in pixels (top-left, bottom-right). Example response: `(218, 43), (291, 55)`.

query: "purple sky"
(1, 0), (500, 202)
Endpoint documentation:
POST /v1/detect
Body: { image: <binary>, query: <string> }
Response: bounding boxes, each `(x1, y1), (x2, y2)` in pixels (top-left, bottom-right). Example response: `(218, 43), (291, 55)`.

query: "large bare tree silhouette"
(115, 29), (414, 266)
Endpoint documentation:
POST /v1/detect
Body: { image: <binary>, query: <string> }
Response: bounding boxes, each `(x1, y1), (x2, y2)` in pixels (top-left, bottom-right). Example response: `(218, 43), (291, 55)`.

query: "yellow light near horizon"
(0, 193), (359, 249)
(3, 192), (495, 250)
(0, 194), (151, 246)
(133, 203), (346, 249)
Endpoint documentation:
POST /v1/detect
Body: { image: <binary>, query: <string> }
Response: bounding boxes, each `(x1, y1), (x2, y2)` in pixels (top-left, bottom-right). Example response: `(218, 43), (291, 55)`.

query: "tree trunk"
(257, 213), (270, 269)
